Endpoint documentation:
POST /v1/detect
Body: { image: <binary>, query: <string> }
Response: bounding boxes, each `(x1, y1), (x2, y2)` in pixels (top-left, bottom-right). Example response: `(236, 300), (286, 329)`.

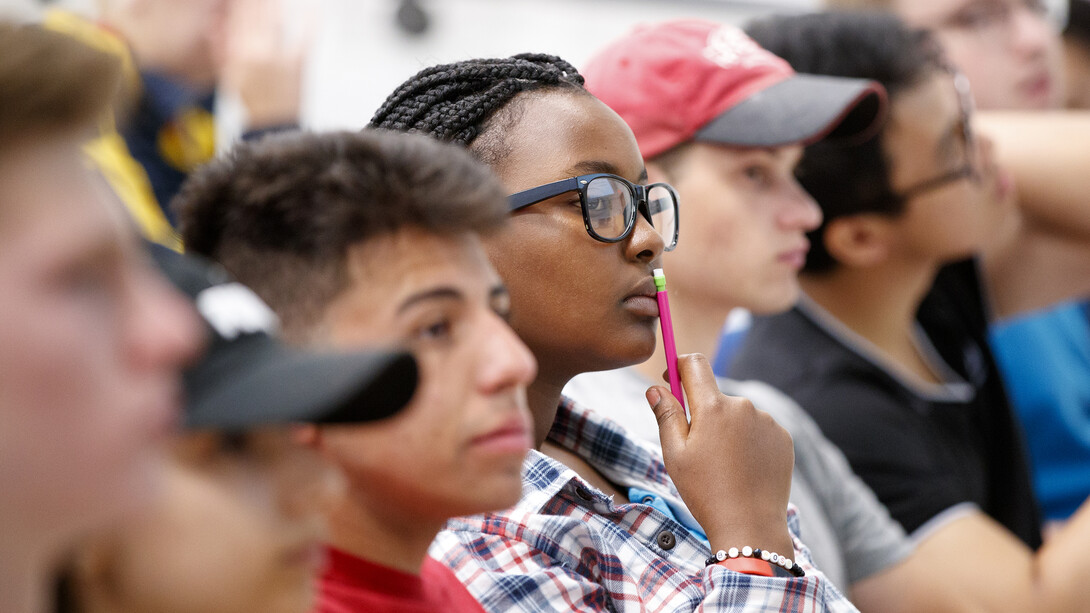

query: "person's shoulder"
(731, 308), (836, 384)
(718, 378), (810, 432)
(739, 307), (816, 350)
(421, 557), (490, 612)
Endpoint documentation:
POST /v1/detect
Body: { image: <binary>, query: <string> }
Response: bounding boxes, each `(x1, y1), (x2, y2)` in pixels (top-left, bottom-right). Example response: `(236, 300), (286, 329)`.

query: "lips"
(777, 242), (810, 270)
(993, 167), (1015, 202)
(1018, 71), (1053, 106)
(470, 415), (532, 455)
(142, 377), (184, 440)
(622, 276), (660, 318)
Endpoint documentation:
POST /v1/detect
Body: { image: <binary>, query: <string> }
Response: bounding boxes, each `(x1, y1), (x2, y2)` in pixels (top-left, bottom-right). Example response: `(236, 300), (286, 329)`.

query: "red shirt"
(316, 547), (487, 613)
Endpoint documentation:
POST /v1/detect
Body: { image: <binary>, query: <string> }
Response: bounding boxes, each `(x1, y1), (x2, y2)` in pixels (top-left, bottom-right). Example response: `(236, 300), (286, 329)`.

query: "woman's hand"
(648, 353), (795, 558)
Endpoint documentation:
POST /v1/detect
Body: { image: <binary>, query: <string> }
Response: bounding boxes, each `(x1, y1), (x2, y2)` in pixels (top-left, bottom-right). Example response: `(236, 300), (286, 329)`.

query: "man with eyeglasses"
(832, 0), (1090, 532)
(830, 0), (1064, 110)
(724, 12), (1090, 612)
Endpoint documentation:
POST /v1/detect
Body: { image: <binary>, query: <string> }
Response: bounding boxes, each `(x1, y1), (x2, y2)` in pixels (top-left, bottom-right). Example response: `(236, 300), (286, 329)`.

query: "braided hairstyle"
(369, 53), (587, 164)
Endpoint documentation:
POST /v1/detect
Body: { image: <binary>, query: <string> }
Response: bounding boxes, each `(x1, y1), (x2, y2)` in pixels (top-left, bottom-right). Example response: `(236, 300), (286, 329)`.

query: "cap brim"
(184, 341), (418, 430)
(694, 74), (887, 148)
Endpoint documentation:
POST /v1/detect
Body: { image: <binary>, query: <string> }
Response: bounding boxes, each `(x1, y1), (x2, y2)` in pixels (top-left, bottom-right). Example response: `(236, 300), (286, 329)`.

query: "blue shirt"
(990, 300), (1090, 520)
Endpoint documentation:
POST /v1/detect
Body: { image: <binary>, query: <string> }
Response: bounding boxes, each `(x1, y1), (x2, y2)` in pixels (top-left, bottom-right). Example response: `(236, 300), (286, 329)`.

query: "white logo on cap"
(702, 26), (778, 70)
(196, 283), (280, 339)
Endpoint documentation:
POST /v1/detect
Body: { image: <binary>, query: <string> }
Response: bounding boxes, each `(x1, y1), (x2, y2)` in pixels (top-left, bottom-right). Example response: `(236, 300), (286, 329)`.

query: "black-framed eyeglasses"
(508, 173), (679, 251)
(892, 70), (980, 203)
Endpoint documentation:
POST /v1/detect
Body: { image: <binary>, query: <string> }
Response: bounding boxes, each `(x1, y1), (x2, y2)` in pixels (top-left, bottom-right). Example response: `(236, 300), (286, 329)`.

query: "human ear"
(291, 424), (322, 450)
(823, 214), (893, 269)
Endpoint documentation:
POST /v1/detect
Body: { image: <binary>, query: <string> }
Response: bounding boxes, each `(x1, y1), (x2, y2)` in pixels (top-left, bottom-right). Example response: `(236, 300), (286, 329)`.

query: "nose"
(777, 182), (823, 233)
(126, 264), (204, 375)
(625, 209), (666, 264)
(476, 311), (537, 395)
(1009, 4), (1053, 58)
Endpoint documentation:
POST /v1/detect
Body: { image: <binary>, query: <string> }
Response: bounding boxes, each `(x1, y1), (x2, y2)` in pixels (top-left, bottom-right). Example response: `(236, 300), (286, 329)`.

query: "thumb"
(647, 385), (689, 454)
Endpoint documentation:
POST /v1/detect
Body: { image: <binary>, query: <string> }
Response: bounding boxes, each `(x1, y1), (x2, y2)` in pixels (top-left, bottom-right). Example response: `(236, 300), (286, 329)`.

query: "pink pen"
(653, 268), (686, 416)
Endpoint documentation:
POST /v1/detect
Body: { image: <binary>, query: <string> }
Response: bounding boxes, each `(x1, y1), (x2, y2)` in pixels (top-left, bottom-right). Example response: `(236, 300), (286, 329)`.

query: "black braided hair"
(369, 53), (586, 159)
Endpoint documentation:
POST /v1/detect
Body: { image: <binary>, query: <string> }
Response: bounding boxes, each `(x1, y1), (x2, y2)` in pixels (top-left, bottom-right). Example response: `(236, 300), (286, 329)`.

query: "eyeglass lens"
(647, 184), (677, 247)
(584, 176), (676, 245)
(585, 176), (635, 240)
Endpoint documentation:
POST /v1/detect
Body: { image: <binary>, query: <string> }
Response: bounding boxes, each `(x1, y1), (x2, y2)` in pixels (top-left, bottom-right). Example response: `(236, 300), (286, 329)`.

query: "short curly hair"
(174, 129), (509, 339)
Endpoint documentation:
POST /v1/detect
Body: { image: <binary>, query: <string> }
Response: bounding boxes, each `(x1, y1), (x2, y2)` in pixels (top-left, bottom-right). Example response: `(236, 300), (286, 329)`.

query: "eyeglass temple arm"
(507, 177), (581, 211)
(896, 165), (977, 202)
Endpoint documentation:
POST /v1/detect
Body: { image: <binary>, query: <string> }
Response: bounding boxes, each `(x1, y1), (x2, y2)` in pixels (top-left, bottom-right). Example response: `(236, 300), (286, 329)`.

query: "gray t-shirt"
(563, 368), (913, 592)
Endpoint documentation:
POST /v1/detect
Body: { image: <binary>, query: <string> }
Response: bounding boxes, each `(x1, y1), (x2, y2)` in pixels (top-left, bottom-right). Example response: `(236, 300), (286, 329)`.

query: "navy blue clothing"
(731, 260), (1042, 548)
(121, 72), (214, 225)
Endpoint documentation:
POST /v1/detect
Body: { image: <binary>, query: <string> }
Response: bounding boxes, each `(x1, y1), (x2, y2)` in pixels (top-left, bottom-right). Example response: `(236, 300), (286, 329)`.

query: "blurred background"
(0, 0), (825, 134)
(0, 0), (1070, 139)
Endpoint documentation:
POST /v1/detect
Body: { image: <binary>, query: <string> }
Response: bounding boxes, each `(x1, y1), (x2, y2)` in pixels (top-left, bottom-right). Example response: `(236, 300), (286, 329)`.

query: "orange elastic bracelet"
(715, 556), (775, 577)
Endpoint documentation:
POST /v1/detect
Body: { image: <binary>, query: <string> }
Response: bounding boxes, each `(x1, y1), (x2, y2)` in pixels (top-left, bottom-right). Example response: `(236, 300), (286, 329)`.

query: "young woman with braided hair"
(370, 47), (869, 611)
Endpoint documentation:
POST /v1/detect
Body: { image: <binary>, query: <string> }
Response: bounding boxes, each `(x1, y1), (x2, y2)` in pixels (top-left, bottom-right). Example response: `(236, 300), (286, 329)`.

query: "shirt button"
(657, 530), (676, 550)
(575, 486), (594, 501)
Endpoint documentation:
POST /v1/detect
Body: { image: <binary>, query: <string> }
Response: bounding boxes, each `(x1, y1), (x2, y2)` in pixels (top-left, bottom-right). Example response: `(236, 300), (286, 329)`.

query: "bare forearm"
(976, 111), (1090, 240)
(911, 508), (1090, 613)
(1031, 496), (1090, 613)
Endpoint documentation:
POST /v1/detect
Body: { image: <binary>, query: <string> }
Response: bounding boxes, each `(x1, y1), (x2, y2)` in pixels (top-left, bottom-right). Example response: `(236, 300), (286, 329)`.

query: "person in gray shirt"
(565, 370), (910, 593)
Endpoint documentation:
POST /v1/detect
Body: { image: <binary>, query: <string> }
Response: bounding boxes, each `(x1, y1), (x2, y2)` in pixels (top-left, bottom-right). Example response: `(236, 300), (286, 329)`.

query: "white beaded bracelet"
(704, 546), (805, 577)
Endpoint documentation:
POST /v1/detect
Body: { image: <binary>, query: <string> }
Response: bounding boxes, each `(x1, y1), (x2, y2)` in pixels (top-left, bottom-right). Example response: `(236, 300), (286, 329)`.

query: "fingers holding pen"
(647, 352), (795, 555)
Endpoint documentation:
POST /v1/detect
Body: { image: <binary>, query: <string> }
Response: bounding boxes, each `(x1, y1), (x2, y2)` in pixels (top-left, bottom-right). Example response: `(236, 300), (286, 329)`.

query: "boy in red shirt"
(175, 129), (538, 612)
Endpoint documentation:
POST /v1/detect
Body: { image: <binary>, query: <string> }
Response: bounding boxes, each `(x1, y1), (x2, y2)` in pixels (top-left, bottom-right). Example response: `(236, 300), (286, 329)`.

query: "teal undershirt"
(629, 486), (709, 547)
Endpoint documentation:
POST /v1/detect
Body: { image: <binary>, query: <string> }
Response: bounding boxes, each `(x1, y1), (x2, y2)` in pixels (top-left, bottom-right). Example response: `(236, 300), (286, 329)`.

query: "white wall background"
(0, 0), (820, 131)
(301, 0), (819, 130)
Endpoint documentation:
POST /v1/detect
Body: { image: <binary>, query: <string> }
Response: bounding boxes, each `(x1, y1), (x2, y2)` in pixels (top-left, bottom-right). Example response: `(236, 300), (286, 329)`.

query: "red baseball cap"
(582, 20), (887, 159)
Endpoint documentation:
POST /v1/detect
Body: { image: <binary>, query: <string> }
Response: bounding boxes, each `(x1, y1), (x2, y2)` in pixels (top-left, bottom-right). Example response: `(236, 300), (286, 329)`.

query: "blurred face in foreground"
(316, 229), (537, 521)
(0, 131), (199, 551)
(72, 428), (342, 613)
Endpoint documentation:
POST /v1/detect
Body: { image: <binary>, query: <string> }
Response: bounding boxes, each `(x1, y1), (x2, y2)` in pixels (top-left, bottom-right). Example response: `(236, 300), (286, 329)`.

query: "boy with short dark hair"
(733, 11), (1090, 612)
(176, 129), (538, 612)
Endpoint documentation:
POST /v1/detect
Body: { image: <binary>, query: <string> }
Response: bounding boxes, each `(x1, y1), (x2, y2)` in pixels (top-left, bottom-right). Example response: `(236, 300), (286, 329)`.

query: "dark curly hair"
(746, 12), (944, 274)
(174, 129), (509, 339)
(369, 52), (587, 166)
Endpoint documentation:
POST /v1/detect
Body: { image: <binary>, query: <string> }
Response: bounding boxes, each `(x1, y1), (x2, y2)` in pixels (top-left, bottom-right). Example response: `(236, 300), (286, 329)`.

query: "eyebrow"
(397, 287), (465, 314)
(569, 160), (648, 183)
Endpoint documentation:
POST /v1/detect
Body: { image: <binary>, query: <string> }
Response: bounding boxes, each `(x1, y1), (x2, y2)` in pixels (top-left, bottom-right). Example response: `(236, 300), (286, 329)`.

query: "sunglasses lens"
(585, 176), (635, 240)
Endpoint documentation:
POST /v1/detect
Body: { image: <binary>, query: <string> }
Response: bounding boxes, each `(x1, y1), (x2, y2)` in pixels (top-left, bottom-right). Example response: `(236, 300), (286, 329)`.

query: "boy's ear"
(823, 214), (894, 269)
(291, 424), (321, 449)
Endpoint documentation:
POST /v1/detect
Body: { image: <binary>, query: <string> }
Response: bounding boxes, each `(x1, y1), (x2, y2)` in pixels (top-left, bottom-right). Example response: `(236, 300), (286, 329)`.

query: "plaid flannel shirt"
(430, 397), (858, 612)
